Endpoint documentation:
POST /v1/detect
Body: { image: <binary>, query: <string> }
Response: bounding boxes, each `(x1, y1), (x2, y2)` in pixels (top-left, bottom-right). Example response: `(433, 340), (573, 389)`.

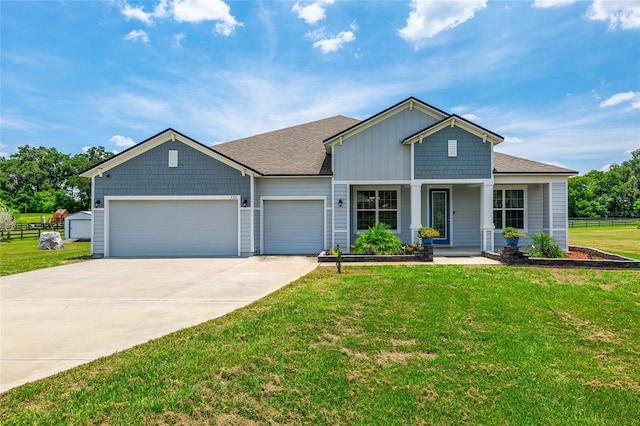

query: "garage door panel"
(109, 199), (237, 257)
(264, 200), (324, 255)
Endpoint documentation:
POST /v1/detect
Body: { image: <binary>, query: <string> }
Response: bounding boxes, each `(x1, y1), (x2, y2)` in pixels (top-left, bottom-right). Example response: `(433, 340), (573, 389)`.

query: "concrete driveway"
(0, 256), (318, 392)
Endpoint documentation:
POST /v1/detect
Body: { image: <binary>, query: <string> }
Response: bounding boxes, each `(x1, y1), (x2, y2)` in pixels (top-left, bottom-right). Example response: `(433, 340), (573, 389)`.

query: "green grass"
(569, 224), (640, 260)
(1, 265), (639, 425)
(0, 237), (91, 276)
(14, 212), (53, 223)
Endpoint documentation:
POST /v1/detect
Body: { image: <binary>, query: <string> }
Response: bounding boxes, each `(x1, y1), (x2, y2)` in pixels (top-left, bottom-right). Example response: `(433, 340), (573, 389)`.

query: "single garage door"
(263, 200), (324, 255)
(109, 199), (238, 257)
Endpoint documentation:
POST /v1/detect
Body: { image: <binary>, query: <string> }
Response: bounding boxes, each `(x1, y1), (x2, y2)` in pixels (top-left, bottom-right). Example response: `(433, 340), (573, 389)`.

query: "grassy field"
(569, 224), (640, 260)
(1, 265), (638, 425)
(14, 212), (54, 223)
(0, 237), (91, 276)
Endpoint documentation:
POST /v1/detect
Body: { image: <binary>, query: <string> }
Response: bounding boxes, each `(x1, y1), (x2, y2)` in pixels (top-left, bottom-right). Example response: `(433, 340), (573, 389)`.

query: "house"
(80, 97), (577, 258)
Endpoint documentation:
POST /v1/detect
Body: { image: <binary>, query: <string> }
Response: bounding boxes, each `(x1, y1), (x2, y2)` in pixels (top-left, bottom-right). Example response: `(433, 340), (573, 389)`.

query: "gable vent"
(168, 150), (178, 167)
(448, 140), (458, 158)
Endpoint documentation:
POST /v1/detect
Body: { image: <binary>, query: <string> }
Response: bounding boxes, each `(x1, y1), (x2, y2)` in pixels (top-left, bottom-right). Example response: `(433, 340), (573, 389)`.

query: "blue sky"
(1, 0), (639, 174)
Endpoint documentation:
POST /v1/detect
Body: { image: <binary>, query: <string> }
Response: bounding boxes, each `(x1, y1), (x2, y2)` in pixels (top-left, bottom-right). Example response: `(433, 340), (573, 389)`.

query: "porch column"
(410, 184), (422, 244)
(480, 183), (495, 252)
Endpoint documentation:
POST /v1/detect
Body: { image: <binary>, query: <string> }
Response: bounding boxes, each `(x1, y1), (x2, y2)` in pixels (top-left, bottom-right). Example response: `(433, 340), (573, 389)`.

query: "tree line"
(0, 146), (113, 214)
(0, 145), (638, 218)
(568, 149), (640, 218)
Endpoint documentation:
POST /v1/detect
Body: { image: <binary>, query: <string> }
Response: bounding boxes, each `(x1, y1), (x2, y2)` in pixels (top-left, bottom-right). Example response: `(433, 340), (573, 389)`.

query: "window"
(168, 150), (178, 168)
(493, 188), (525, 229)
(356, 189), (398, 230)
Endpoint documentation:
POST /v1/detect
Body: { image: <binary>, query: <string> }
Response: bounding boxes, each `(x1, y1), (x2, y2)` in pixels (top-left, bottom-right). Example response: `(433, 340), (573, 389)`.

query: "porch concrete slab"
(0, 256), (318, 393)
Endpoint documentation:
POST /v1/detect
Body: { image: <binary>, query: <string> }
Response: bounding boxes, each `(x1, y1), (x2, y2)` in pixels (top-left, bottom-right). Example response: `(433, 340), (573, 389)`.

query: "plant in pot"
(417, 226), (440, 245)
(502, 227), (526, 246)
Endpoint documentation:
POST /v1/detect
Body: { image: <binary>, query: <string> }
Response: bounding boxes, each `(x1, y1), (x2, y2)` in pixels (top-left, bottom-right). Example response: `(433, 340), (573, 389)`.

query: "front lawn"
(1, 266), (638, 424)
(569, 224), (640, 260)
(0, 237), (91, 276)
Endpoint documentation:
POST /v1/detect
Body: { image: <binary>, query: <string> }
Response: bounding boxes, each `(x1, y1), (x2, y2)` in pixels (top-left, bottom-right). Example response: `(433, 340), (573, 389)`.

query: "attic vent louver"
(169, 150), (178, 167)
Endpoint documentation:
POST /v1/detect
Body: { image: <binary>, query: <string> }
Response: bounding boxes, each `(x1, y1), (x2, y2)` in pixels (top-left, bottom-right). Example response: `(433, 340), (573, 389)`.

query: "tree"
(0, 208), (16, 240)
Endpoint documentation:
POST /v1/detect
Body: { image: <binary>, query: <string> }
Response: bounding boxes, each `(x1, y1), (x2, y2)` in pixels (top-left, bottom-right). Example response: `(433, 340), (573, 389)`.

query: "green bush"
(527, 233), (566, 258)
(351, 223), (403, 255)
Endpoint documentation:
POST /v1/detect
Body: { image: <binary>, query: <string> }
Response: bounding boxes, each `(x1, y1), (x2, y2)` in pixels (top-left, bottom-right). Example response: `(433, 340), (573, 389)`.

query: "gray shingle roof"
(213, 116), (360, 176)
(213, 116), (576, 176)
(494, 152), (577, 174)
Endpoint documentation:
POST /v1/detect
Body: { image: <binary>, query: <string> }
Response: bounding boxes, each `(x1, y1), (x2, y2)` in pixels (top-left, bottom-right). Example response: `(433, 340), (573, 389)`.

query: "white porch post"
(480, 183), (495, 252)
(410, 184), (422, 244)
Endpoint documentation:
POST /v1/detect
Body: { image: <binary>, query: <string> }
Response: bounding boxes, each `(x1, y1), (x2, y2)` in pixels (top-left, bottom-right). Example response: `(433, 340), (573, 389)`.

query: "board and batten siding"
(414, 127), (492, 180)
(551, 182), (569, 249)
(333, 108), (438, 181)
(240, 208), (252, 256)
(92, 209), (105, 255)
(94, 141), (250, 203)
(333, 184), (349, 250)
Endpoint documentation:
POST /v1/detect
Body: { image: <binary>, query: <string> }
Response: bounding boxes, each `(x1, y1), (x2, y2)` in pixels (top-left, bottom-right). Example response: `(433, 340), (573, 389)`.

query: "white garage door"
(108, 199), (238, 257)
(69, 219), (91, 239)
(263, 200), (324, 255)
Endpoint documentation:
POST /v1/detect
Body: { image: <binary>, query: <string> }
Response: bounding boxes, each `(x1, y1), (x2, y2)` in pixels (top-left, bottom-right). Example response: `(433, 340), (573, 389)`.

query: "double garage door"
(108, 199), (238, 257)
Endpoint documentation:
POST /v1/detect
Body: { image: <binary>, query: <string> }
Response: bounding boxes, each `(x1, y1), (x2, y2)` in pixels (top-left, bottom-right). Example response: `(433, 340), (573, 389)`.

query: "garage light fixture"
(94, 200), (101, 208)
(338, 199), (343, 208)
(242, 199), (248, 208)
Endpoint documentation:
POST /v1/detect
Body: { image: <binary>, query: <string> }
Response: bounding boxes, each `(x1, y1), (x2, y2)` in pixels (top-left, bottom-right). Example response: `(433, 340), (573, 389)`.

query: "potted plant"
(502, 227), (526, 246)
(417, 226), (440, 245)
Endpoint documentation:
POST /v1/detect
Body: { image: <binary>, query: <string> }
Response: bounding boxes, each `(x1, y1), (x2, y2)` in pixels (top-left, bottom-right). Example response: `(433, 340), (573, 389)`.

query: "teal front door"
(429, 189), (450, 245)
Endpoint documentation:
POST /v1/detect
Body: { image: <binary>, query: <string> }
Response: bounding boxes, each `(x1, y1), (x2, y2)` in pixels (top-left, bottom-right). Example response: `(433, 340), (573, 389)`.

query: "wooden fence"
(568, 218), (640, 228)
(0, 223), (64, 240)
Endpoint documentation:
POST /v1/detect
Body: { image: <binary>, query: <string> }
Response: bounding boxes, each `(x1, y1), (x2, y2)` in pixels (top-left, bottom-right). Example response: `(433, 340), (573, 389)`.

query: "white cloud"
(0, 143), (9, 158)
(173, 0), (242, 35)
(587, 0), (640, 30)
(504, 136), (525, 144)
(599, 91), (640, 109)
(532, 0), (576, 8)
(599, 163), (612, 172)
(542, 160), (569, 168)
(462, 113), (481, 121)
(109, 135), (136, 148)
(82, 146), (91, 153)
(124, 29), (149, 43)
(292, 0), (335, 25)
(308, 23), (357, 53)
(398, 0), (487, 49)
(174, 32), (186, 47)
(120, 0), (241, 36)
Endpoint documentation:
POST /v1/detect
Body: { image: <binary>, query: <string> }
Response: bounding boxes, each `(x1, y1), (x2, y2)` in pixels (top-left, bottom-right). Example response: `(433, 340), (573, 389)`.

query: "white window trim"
(448, 140), (457, 157)
(352, 186), (402, 234)
(493, 186), (528, 232)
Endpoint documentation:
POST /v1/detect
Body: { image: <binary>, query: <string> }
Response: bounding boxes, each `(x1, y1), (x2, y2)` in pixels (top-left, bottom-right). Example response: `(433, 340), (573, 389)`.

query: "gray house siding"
(552, 182), (569, 249)
(240, 209), (252, 256)
(414, 127), (492, 180)
(94, 141), (250, 203)
(333, 184), (349, 250)
(92, 209), (105, 255)
(333, 109), (438, 181)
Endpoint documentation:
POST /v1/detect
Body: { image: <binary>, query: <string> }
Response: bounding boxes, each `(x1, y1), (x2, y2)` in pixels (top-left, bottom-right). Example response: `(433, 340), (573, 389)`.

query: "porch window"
(356, 189), (398, 230)
(493, 188), (525, 230)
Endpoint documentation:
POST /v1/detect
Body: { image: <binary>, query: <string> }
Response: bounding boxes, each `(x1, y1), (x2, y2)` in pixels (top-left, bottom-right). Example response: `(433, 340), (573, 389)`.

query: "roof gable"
(323, 97), (448, 151)
(213, 116), (359, 176)
(80, 129), (257, 178)
(402, 114), (503, 146)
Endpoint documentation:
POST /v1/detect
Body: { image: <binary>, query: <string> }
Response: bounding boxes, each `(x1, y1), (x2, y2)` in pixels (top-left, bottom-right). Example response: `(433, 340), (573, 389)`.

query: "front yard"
(0, 238), (91, 276)
(1, 265), (638, 425)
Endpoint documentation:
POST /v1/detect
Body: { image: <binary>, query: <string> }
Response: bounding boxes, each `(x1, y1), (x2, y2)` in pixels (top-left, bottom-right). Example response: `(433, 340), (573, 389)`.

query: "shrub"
(351, 223), (403, 255)
(527, 233), (566, 258)
(502, 226), (526, 239)
(0, 208), (16, 241)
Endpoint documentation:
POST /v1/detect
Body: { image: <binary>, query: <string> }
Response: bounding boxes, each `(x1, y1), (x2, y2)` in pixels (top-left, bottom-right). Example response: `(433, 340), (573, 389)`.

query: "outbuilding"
(64, 211), (92, 240)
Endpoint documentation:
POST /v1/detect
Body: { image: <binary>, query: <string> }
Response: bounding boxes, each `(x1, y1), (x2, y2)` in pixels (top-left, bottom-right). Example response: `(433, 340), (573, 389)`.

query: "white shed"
(64, 211), (92, 240)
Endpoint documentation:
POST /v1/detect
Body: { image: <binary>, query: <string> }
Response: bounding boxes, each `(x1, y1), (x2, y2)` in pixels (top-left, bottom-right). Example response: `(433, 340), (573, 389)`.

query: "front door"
(429, 189), (450, 245)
